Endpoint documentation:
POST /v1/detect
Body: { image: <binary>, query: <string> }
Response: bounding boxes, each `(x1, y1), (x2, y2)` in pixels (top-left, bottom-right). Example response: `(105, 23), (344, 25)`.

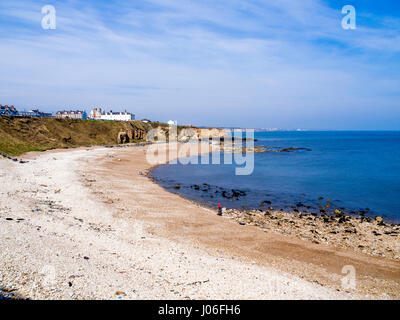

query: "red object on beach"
(218, 203), (222, 208)
(218, 203), (222, 216)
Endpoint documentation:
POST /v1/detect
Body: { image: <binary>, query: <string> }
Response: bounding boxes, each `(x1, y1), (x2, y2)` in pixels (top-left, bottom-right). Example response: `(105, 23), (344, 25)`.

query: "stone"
(334, 209), (343, 216)
(376, 216), (383, 223)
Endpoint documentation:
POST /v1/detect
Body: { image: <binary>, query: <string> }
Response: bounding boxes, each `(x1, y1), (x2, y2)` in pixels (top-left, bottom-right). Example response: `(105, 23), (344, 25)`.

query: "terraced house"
(18, 109), (53, 118)
(0, 104), (18, 116)
(55, 110), (87, 120)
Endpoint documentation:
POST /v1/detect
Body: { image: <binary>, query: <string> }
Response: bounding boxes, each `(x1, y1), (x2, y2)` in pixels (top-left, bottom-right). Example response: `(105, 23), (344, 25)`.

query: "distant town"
(1, 104), (305, 131)
(0, 104), (135, 122)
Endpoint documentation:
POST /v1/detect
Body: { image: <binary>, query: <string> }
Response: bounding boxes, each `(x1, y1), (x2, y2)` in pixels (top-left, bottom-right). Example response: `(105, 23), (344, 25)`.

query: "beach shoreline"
(1, 143), (399, 299)
(149, 165), (400, 261)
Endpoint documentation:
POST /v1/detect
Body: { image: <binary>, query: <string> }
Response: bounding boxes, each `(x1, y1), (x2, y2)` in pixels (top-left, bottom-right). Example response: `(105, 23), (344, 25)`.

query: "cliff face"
(0, 116), (151, 156)
(146, 126), (228, 142)
(0, 116), (229, 156)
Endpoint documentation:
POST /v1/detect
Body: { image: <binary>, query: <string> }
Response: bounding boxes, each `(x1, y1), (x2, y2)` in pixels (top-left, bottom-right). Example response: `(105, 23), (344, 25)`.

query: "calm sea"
(151, 131), (400, 222)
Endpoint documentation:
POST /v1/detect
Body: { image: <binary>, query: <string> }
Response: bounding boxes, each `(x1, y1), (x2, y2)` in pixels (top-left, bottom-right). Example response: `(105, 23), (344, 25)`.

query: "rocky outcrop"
(223, 208), (400, 261)
(146, 127), (167, 142)
(177, 128), (228, 142)
(198, 128), (228, 139)
(145, 126), (228, 143)
(178, 128), (199, 142)
(117, 127), (146, 144)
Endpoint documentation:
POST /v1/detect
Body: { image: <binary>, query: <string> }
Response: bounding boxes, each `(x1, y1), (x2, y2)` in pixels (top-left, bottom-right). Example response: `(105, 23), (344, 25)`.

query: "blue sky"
(0, 0), (399, 129)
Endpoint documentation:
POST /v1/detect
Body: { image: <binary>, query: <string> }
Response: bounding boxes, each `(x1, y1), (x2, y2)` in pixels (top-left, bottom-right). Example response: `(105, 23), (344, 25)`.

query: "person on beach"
(218, 203), (222, 216)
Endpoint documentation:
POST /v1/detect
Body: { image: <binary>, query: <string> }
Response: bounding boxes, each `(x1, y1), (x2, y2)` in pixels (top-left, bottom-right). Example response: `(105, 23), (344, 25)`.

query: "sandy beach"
(1, 143), (399, 300)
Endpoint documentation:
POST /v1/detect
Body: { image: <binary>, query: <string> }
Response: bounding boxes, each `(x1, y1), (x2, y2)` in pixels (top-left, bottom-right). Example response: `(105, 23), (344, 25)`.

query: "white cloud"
(0, 0), (399, 129)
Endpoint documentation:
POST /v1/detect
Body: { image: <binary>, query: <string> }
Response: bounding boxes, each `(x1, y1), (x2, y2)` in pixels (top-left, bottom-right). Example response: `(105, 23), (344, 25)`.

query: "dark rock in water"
(296, 203), (304, 208)
(262, 200), (272, 205)
(279, 147), (312, 153)
(219, 189), (246, 199)
(232, 190), (240, 198)
(231, 189), (246, 198)
(193, 185), (200, 190)
(173, 184), (181, 190)
(222, 191), (228, 198)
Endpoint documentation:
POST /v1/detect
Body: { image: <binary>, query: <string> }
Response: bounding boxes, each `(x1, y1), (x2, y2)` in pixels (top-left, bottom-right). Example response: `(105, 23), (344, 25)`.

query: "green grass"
(0, 116), (151, 156)
(0, 141), (50, 156)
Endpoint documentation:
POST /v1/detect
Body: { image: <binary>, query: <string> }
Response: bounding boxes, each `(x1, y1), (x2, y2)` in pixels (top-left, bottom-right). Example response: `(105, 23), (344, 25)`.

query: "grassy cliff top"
(0, 116), (152, 156)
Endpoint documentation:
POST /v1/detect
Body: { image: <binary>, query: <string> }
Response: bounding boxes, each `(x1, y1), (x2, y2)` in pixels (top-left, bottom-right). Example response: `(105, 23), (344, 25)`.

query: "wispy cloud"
(0, 0), (399, 129)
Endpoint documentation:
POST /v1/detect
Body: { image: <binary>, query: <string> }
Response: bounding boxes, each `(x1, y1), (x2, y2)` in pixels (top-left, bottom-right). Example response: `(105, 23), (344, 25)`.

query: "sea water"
(151, 131), (400, 222)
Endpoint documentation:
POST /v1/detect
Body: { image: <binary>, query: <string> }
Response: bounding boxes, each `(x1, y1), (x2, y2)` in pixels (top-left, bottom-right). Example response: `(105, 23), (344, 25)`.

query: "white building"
(88, 108), (135, 121)
(168, 120), (178, 126)
(89, 108), (103, 120)
(102, 110), (134, 121)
